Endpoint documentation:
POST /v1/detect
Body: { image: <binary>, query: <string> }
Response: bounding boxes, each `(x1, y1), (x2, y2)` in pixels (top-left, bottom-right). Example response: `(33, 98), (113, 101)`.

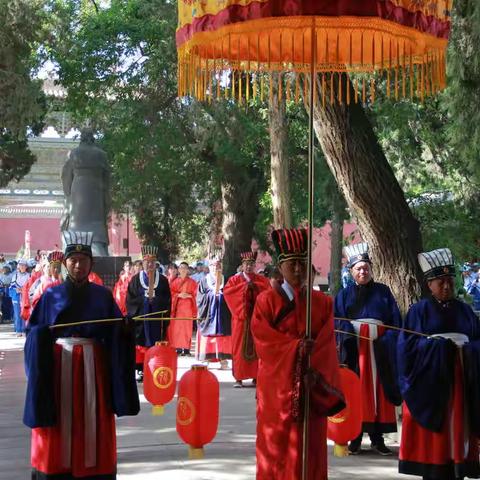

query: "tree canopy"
(0, 0), (47, 186)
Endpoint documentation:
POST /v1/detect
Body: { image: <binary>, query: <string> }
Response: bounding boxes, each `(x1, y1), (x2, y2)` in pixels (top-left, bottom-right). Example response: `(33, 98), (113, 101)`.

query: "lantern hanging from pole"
(176, 1), (451, 103)
(327, 367), (362, 457)
(176, 365), (219, 459)
(143, 341), (178, 416)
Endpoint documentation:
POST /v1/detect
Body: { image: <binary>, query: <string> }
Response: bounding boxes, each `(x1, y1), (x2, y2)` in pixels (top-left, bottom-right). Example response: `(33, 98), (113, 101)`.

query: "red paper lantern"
(143, 341), (178, 416)
(327, 367), (362, 456)
(176, 365), (219, 459)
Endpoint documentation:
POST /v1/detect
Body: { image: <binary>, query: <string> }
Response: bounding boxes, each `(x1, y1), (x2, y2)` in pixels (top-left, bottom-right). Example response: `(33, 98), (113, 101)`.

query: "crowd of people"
(13, 229), (480, 480)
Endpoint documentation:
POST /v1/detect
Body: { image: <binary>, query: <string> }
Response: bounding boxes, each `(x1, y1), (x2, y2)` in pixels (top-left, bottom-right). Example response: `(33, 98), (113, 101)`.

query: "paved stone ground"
(0, 324), (415, 479)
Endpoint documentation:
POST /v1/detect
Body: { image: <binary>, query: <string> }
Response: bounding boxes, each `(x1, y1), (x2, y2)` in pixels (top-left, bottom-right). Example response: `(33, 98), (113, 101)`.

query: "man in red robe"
(113, 260), (132, 315)
(31, 251), (64, 310)
(224, 251), (270, 388)
(252, 228), (345, 480)
(21, 261), (43, 324)
(168, 261), (197, 355)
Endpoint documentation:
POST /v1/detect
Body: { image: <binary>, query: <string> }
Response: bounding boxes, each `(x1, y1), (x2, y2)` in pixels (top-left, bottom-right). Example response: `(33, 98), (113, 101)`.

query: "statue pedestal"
(92, 256), (130, 289)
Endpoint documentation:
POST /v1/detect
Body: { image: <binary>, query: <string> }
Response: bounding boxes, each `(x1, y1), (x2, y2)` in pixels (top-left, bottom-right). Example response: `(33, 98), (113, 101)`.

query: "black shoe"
(348, 443), (362, 455)
(135, 371), (144, 383)
(371, 443), (392, 456)
(233, 380), (243, 388)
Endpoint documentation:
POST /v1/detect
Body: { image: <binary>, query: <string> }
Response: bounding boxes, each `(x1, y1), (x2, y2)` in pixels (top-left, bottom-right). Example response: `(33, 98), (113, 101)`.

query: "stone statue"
(61, 129), (111, 256)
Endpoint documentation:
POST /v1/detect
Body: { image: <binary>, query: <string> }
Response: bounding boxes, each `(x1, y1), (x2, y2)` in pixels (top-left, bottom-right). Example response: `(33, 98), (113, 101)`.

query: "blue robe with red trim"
(398, 297), (480, 479)
(334, 281), (402, 433)
(23, 279), (140, 479)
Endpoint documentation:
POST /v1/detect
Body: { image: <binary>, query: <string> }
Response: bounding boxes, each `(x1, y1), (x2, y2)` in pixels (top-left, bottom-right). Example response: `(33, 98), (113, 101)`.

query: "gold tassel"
(253, 73), (257, 99)
(354, 78), (358, 103)
(402, 40), (406, 98)
(322, 73), (326, 108)
(362, 77), (366, 103)
(302, 30), (306, 71)
(291, 30), (295, 75)
(246, 72), (250, 103)
(232, 69), (236, 100)
(188, 446), (204, 460)
(239, 72), (243, 105)
(370, 77), (375, 103)
(395, 66), (399, 101)
(269, 72), (273, 104)
(380, 34), (384, 70)
(346, 73), (350, 105)
(386, 67), (391, 98)
(278, 72), (282, 102)
(286, 76), (291, 103)
(360, 31), (364, 67)
(338, 73), (342, 104)
(304, 70), (308, 104)
(260, 73), (264, 102)
(371, 33), (375, 70)
(349, 32), (353, 67)
(395, 40), (399, 100)
(330, 72), (334, 104)
(325, 32), (329, 70)
(409, 46), (414, 99)
(333, 444), (349, 458)
(295, 73), (300, 103)
(152, 405), (165, 416)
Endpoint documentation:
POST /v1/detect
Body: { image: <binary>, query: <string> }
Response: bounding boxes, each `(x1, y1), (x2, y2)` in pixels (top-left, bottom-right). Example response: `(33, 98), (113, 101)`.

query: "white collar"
(281, 280), (294, 301)
(139, 270), (159, 294)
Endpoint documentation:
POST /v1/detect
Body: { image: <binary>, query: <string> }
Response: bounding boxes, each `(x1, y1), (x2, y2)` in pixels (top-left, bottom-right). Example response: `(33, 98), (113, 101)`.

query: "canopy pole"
(302, 18), (317, 480)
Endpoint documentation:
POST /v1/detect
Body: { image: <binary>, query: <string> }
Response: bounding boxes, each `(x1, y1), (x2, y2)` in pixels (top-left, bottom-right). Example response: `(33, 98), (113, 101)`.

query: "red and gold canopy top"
(176, 0), (452, 103)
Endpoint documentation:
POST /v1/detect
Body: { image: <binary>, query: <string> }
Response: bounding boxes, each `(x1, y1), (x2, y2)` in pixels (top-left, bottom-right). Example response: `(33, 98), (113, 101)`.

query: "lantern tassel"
(333, 443), (349, 457)
(188, 446), (205, 460)
(152, 405), (165, 416)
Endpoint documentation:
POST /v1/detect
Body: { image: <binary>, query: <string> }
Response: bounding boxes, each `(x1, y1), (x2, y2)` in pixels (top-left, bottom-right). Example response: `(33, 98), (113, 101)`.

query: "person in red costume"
(168, 262), (197, 355)
(88, 271), (104, 285)
(31, 251), (64, 310)
(224, 251), (270, 388)
(251, 228), (345, 480)
(113, 260), (132, 315)
(21, 262), (44, 324)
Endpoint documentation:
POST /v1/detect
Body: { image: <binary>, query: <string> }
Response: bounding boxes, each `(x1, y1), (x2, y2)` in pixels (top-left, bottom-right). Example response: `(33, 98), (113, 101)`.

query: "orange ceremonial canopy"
(176, 0), (451, 102)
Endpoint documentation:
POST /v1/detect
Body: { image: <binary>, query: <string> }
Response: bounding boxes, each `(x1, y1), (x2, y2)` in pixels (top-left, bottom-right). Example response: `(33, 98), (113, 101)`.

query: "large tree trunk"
(328, 187), (346, 296)
(208, 199), (223, 257)
(307, 76), (424, 313)
(221, 160), (262, 278)
(268, 74), (292, 228)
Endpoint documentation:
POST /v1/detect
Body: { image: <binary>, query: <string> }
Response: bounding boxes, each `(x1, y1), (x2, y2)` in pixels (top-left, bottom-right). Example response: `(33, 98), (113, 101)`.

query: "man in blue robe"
(335, 242), (401, 455)
(126, 245), (171, 381)
(398, 248), (480, 480)
(24, 230), (140, 480)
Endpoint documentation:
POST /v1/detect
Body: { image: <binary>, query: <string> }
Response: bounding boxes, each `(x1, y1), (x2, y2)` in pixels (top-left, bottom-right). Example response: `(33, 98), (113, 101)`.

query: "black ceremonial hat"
(271, 228), (308, 264)
(63, 231), (93, 259)
(418, 248), (455, 280)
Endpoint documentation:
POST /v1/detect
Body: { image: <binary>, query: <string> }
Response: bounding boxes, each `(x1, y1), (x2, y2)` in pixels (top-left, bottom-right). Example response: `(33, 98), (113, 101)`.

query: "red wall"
(0, 216), (142, 258)
(0, 218), (62, 256)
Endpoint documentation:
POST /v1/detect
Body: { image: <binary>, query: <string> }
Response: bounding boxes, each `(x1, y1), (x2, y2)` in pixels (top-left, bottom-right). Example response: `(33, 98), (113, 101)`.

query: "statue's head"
(80, 128), (95, 144)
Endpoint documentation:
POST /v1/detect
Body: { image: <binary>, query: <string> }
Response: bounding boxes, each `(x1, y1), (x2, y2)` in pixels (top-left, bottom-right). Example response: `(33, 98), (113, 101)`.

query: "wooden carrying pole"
(302, 19), (317, 480)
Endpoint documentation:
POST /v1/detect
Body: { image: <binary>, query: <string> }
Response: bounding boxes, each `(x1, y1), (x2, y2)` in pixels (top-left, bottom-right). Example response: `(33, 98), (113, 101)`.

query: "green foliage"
(0, 0), (48, 186)
(45, 0), (208, 260)
(411, 196), (480, 269)
(254, 100), (348, 248)
(367, 48), (480, 266)
(447, 0), (480, 183)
